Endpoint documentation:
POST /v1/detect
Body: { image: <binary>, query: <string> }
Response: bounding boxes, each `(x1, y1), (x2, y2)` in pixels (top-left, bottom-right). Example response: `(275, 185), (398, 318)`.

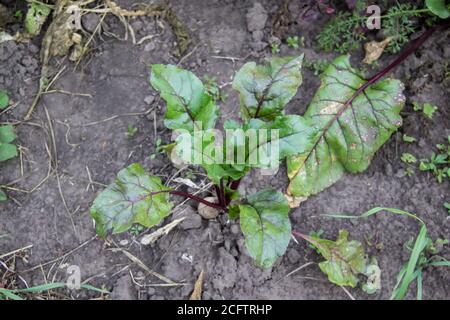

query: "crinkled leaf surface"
(90, 163), (173, 238)
(239, 188), (291, 268)
(310, 229), (366, 287)
(150, 64), (218, 133)
(288, 55), (405, 198)
(233, 55), (304, 121)
(176, 115), (315, 184)
(0, 90), (9, 109)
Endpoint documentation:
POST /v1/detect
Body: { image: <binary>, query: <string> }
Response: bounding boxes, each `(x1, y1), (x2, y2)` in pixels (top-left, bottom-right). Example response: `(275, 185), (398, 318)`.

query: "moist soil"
(0, 0), (449, 300)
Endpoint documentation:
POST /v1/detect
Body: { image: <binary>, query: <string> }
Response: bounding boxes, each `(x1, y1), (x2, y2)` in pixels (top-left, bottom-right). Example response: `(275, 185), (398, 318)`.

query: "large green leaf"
(150, 64), (218, 133)
(90, 163), (173, 238)
(425, 0), (450, 18)
(287, 55), (405, 198)
(309, 230), (366, 287)
(239, 188), (291, 268)
(233, 55), (304, 121)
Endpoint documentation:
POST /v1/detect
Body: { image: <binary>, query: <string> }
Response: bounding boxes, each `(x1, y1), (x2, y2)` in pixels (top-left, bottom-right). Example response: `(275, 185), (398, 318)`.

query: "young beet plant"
(90, 52), (406, 269)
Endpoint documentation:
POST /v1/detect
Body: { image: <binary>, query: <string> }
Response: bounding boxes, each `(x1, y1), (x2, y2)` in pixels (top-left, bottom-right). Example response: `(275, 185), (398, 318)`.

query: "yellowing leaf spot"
(319, 101), (342, 115)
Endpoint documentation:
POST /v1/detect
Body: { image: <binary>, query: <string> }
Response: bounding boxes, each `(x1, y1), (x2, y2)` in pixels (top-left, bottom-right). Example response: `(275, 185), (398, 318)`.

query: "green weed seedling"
(315, 207), (450, 299)
(317, 1), (448, 54)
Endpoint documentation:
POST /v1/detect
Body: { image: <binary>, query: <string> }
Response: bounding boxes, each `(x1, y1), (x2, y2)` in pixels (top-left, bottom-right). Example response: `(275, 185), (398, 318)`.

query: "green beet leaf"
(90, 163), (173, 238)
(233, 55), (304, 121)
(288, 55), (405, 198)
(309, 229), (366, 287)
(425, 0), (450, 18)
(150, 64), (218, 133)
(239, 188), (291, 269)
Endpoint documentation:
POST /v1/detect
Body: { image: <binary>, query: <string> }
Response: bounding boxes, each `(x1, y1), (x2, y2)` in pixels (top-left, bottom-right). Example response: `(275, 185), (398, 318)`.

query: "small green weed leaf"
(0, 189), (6, 202)
(287, 55), (404, 198)
(362, 258), (382, 294)
(25, 1), (51, 36)
(0, 125), (18, 161)
(401, 153), (417, 164)
(239, 188), (291, 269)
(286, 36), (299, 48)
(425, 0), (450, 18)
(90, 163), (173, 238)
(150, 64), (218, 133)
(0, 125), (17, 144)
(444, 202), (450, 214)
(232, 55), (304, 121)
(0, 143), (17, 162)
(402, 134), (416, 143)
(309, 230), (366, 287)
(422, 103), (437, 119)
(0, 90), (9, 109)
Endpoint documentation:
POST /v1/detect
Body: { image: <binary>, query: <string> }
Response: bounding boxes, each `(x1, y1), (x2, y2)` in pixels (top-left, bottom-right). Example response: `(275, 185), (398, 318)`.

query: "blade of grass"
(79, 284), (110, 294)
(0, 288), (24, 300)
(323, 207), (425, 225)
(417, 270), (423, 300)
(12, 282), (109, 294)
(392, 225), (428, 300)
(13, 282), (67, 293)
(427, 261), (450, 267)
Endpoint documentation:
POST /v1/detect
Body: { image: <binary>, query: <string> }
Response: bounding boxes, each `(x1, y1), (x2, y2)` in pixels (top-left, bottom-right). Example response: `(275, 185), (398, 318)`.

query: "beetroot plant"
(90, 25), (443, 269)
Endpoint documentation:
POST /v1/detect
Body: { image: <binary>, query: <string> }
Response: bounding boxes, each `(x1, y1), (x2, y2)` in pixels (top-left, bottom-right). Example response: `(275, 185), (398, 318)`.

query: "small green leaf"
(362, 258), (382, 294)
(422, 103), (437, 119)
(150, 64), (218, 133)
(425, 0), (450, 18)
(0, 143), (18, 161)
(90, 163), (173, 238)
(228, 204), (240, 220)
(401, 153), (417, 164)
(0, 90), (9, 109)
(444, 202), (450, 214)
(25, 1), (52, 36)
(0, 125), (17, 144)
(309, 230), (367, 287)
(402, 134), (416, 143)
(0, 189), (7, 202)
(239, 188), (291, 269)
(232, 55), (304, 121)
